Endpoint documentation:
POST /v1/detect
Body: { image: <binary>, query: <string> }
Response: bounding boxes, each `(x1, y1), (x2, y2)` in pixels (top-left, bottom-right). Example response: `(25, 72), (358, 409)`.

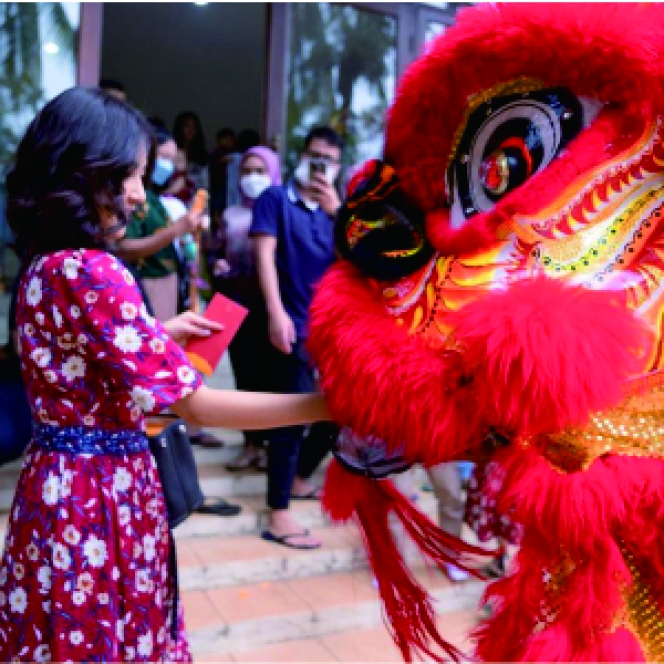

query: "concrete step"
(0, 462), (312, 510)
(0, 452), (434, 512)
(0, 493), (444, 590)
(172, 491), (438, 540)
(0, 440), (308, 509)
(175, 493), (445, 593)
(192, 610), (479, 662)
(183, 567), (485, 656)
(177, 523), (369, 592)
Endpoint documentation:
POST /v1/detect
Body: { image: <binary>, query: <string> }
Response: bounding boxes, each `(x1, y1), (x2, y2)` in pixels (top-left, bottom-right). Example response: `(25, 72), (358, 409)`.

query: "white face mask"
(240, 173), (271, 200)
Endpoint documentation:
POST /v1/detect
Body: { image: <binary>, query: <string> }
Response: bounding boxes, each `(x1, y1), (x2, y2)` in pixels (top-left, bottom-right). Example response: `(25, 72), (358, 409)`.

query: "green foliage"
(285, 3), (397, 174)
(0, 3), (75, 175)
(0, 3), (76, 285)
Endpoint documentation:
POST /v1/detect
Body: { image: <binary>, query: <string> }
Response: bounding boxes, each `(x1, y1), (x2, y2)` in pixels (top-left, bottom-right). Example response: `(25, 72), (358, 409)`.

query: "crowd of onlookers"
(98, 78), (344, 549)
(0, 78), (507, 568)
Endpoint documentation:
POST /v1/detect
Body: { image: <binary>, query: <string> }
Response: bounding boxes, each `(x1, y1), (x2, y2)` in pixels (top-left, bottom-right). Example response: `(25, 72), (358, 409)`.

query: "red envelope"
(185, 293), (248, 376)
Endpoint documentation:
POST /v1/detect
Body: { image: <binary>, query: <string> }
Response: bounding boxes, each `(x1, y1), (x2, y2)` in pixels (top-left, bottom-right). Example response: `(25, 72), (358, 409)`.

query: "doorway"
(100, 2), (268, 151)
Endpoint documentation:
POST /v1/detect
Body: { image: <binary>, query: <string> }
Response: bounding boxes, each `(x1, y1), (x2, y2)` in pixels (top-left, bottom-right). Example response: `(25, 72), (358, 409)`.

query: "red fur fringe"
(472, 445), (664, 661)
(450, 277), (649, 436)
(308, 262), (485, 462)
(322, 460), (494, 663)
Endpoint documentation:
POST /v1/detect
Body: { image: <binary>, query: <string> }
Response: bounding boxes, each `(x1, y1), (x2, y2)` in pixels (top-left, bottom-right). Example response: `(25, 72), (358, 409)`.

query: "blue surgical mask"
(151, 157), (175, 186)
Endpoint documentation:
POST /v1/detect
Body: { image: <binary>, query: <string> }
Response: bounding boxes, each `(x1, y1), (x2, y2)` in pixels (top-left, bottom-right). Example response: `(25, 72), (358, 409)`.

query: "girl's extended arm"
(171, 385), (329, 430)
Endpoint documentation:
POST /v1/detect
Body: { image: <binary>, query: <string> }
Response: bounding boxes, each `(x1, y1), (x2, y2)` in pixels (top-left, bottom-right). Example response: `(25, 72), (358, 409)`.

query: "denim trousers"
(263, 339), (339, 510)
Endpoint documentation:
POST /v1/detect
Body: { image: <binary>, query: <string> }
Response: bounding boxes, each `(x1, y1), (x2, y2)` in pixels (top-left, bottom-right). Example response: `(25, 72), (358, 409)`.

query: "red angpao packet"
(185, 293), (248, 375)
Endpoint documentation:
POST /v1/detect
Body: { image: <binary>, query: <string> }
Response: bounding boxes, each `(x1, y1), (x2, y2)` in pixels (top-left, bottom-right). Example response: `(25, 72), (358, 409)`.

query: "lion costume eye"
(448, 87), (602, 225)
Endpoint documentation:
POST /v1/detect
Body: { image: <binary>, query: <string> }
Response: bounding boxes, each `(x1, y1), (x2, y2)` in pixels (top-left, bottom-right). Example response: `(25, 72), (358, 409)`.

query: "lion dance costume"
(308, 3), (664, 662)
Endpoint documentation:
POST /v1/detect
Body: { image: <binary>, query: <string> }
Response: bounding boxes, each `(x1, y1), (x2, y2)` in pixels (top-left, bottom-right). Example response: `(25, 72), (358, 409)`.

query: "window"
(0, 2), (80, 290)
(285, 3), (397, 172)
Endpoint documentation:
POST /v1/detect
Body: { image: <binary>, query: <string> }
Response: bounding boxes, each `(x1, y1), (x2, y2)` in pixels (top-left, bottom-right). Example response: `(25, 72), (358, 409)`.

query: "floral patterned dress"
(0, 249), (202, 662)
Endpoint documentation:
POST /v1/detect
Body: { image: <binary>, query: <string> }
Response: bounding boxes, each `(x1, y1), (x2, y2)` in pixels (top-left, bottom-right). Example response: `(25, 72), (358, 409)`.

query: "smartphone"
(309, 160), (326, 181)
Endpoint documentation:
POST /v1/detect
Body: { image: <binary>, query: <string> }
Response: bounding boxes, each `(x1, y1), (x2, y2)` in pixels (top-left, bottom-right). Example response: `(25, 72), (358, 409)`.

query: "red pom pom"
(451, 277), (650, 436)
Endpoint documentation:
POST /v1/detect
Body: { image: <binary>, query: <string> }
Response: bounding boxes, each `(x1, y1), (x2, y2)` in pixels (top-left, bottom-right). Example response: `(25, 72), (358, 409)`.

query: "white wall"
(100, 2), (267, 149)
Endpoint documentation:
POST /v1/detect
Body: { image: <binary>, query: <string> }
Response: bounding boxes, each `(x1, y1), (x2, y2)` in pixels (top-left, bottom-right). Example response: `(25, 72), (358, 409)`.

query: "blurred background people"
(173, 111), (209, 193)
(426, 463), (472, 582)
(99, 78), (127, 102)
(116, 125), (202, 322)
(209, 127), (237, 225)
(163, 147), (197, 206)
(226, 128), (260, 209)
(209, 146), (282, 472)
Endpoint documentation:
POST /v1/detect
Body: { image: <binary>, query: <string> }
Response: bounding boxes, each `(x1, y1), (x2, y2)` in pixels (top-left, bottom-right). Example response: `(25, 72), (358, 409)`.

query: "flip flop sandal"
(261, 529), (322, 550)
(290, 487), (323, 501)
(195, 497), (241, 517)
(226, 452), (262, 472)
(190, 433), (225, 449)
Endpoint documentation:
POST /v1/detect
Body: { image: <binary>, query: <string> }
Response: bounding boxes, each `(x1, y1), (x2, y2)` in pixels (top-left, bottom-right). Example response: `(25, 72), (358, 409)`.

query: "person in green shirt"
(117, 128), (202, 321)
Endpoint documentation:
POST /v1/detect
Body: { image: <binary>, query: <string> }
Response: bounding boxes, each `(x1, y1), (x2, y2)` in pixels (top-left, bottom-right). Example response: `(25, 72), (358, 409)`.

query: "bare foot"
(267, 509), (321, 548)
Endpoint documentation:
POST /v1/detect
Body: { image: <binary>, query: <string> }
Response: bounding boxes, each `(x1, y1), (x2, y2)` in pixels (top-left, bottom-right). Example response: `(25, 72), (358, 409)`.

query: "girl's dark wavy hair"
(6, 86), (152, 258)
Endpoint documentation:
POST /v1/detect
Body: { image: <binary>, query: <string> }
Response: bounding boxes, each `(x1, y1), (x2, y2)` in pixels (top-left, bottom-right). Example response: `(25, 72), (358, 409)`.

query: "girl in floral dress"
(0, 87), (328, 663)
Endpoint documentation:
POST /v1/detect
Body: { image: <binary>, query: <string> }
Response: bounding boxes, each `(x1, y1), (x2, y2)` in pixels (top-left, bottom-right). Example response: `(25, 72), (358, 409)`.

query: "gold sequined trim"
(619, 540), (664, 661)
(533, 551), (576, 634)
(543, 380), (664, 472)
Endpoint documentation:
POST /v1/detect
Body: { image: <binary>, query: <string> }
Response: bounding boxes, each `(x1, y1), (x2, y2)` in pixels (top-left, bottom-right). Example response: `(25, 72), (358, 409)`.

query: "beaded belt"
(32, 423), (149, 455)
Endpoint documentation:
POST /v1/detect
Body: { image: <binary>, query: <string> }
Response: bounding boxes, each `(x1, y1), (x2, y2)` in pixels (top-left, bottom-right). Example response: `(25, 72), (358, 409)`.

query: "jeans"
(264, 339), (339, 510)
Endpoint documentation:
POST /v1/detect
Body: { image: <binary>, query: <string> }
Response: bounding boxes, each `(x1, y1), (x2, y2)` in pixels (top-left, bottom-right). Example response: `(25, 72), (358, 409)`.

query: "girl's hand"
(163, 311), (223, 347)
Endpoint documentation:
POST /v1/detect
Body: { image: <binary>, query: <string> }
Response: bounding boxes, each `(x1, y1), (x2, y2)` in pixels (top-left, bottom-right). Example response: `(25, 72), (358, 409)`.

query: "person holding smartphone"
(251, 127), (343, 550)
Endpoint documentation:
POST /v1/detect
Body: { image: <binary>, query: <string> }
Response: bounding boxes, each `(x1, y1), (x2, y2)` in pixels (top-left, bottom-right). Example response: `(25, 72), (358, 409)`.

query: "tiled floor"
(288, 569), (378, 611)
(183, 589), (228, 631)
(207, 581), (311, 624)
(195, 610), (479, 663)
(228, 637), (339, 662)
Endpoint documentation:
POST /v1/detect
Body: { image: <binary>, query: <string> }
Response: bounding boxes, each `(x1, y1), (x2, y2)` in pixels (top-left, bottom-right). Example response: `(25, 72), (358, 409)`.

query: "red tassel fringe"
(323, 460), (497, 662)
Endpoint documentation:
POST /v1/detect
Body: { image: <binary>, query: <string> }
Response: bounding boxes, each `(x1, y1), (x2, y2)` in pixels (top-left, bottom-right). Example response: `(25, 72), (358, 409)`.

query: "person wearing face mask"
(209, 146), (281, 472)
(225, 128), (261, 209)
(250, 126), (343, 550)
(120, 125), (227, 452)
(116, 126), (203, 323)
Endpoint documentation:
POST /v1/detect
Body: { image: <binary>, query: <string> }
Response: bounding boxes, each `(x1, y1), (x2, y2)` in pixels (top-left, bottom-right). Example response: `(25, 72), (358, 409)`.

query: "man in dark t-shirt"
(251, 126), (343, 550)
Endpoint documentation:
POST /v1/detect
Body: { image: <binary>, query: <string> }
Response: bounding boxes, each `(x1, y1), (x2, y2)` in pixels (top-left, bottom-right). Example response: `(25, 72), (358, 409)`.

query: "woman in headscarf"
(211, 146), (282, 471)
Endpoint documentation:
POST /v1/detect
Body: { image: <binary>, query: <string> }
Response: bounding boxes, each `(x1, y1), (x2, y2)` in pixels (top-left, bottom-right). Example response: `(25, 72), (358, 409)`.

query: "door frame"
(414, 3), (458, 57)
(77, 3), (103, 86)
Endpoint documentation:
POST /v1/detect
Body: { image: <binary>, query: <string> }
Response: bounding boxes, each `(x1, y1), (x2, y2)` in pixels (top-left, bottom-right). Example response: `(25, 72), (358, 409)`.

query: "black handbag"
(0, 345), (33, 465)
(147, 416), (204, 529)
